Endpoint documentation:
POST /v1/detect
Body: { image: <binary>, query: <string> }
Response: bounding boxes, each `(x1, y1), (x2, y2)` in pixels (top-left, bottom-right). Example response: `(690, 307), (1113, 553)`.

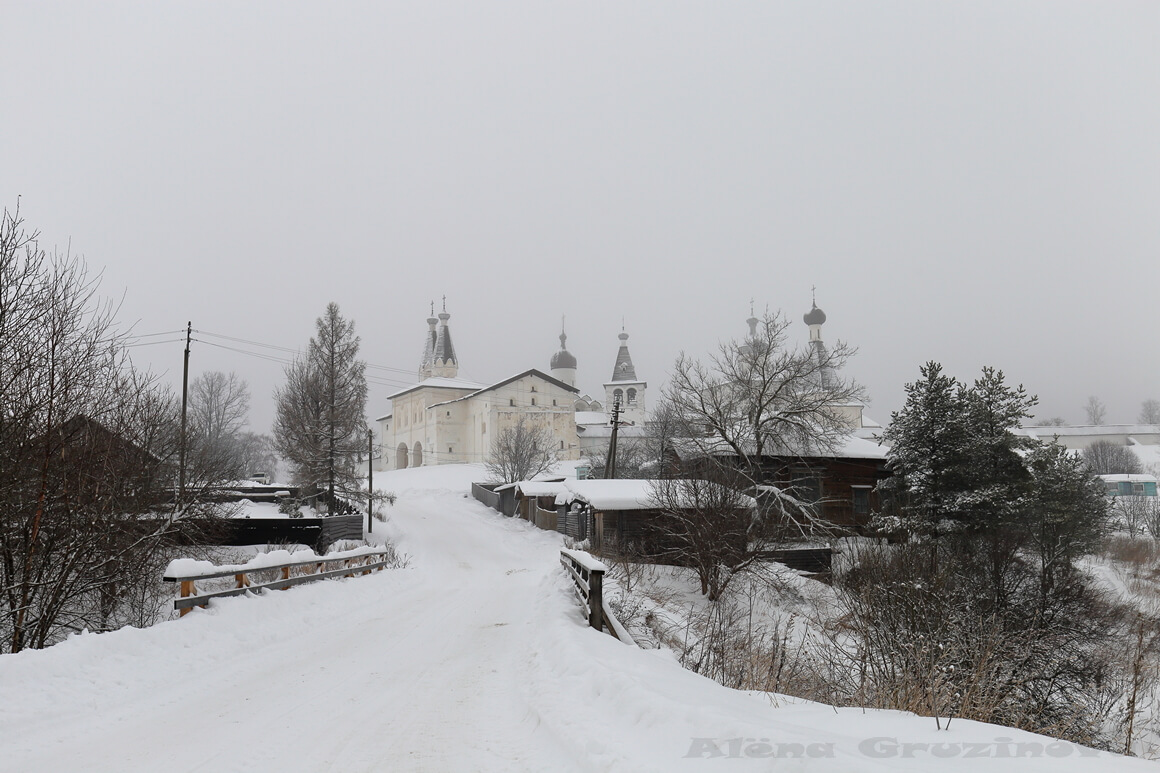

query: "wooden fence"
(533, 503), (557, 532)
(471, 482), (501, 511)
(559, 549), (635, 645)
(172, 514), (363, 553)
(163, 548), (394, 617)
(557, 507), (588, 541)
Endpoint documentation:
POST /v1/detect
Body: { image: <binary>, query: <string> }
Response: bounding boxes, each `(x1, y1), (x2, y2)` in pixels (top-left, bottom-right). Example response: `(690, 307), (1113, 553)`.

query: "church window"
(531, 385), (537, 393)
(560, 440), (565, 450)
(613, 389), (624, 404)
(509, 398), (515, 406)
(448, 446), (453, 454)
(552, 399), (557, 406)
(482, 422), (486, 434)
(446, 411), (451, 417)
(531, 398), (536, 406)
(627, 388), (637, 405)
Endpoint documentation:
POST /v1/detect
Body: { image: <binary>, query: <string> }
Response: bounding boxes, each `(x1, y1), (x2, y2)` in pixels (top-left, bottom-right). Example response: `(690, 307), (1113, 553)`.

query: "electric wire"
(127, 328), (420, 389)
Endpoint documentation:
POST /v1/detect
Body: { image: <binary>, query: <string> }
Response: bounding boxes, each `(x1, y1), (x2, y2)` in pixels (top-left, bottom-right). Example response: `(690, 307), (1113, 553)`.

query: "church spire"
(419, 301), (438, 377)
(604, 323), (647, 424)
(419, 299), (459, 379)
(609, 329), (638, 382)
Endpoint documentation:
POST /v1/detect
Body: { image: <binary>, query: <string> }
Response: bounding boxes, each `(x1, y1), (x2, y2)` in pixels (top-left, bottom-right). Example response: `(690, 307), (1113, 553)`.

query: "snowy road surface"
(1, 465), (1155, 772)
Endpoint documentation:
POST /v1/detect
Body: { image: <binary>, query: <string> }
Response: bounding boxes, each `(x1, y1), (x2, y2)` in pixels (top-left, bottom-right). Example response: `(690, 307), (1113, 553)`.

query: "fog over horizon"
(4, 2), (1157, 436)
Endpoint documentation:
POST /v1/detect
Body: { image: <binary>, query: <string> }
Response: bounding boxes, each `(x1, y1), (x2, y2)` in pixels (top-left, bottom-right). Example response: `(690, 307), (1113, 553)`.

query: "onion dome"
(551, 331), (577, 370)
(804, 303), (827, 326)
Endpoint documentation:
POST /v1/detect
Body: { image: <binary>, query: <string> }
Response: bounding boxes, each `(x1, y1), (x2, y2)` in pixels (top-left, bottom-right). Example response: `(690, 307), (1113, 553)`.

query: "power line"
(126, 338), (185, 348)
(194, 339), (295, 366)
(126, 329), (186, 340)
(131, 327), (421, 389)
(194, 329), (302, 355)
(193, 338), (417, 388)
(196, 328), (418, 377)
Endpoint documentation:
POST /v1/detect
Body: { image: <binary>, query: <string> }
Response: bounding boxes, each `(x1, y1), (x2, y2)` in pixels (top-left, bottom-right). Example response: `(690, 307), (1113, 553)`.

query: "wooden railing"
(559, 549), (636, 645)
(163, 548), (394, 617)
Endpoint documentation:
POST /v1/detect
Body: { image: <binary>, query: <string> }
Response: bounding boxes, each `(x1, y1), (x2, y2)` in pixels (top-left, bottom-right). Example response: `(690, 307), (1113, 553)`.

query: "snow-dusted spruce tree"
(877, 364), (1037, 541)
(485, 417), (556, 484)
(662, 310), (865, 534)
(847, 362), (1121, 745)
(0, 205), (195, 652)
(273, 303), (367, 510)
(1022, 442), (1108, 598)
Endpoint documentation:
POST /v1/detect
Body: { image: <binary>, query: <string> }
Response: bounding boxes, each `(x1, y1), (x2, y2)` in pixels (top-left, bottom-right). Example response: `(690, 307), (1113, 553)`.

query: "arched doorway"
(412, 441), (423, 467)
(396, 443), (409, 470)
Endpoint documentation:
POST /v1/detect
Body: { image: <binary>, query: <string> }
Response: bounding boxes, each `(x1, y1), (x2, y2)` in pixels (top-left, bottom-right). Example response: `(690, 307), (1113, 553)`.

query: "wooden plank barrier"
(559, 549), (637, 646)
(164, 549), (394, 617)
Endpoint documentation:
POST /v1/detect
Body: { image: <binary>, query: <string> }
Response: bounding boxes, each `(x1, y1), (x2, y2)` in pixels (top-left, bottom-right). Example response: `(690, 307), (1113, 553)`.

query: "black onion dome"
(551, 331), (577, 369)
(804, 304), (827, 326)
(551, 349), (577, 369)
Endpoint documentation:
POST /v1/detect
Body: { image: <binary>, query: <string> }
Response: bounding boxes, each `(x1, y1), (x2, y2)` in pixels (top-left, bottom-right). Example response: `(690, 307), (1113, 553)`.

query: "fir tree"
(274, 303), (367, 508)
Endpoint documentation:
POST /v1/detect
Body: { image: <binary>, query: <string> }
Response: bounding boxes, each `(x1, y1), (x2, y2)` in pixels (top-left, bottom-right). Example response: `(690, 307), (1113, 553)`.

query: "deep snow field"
(0, 463), (1155, 772)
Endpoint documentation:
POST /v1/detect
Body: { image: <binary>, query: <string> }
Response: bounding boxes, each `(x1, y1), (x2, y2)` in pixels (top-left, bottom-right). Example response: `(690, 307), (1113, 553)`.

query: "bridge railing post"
(588, 565), (603, 632)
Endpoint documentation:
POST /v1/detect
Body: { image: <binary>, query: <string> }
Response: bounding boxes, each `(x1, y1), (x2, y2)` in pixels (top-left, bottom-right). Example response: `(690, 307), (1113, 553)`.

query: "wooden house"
(556, 478), (754, 555)
(673, 434), (890, 535)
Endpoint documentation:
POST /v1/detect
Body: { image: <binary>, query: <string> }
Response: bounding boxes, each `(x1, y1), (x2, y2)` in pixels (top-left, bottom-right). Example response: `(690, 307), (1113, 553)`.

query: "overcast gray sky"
(4, 2), (1157, 435)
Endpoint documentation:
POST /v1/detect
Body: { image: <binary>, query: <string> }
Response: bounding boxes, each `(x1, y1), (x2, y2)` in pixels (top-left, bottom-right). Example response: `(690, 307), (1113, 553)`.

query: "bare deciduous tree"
(1085, 395), (1107, 425)
(1139, 399), (1160, 426)
(662, 310), (865, 537)
(485, 417), (556, 484)
(0, 204), (211, 652)
(234, 431), (279, 481)
(1083, 440), (1142, 475)
(646, 475), (761, 601)
(185, 370), (251, 486)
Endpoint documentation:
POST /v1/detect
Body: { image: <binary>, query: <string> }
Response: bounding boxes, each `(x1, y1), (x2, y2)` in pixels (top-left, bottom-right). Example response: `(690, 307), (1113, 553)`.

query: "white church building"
(376, 306), (649, 471)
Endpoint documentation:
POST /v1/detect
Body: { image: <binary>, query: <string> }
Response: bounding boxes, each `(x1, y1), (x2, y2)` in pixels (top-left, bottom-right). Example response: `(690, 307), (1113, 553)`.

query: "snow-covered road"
(1, 465), (1154, 771)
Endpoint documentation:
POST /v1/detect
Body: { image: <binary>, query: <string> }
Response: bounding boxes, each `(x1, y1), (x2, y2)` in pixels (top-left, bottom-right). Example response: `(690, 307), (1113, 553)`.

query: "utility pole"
(367, 428), (374, 534)
(604, 396), (622, 479)
(177, 321), (191, 514)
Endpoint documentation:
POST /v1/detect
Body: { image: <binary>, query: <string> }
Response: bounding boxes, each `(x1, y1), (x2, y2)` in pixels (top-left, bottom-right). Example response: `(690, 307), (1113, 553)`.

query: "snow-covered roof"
(833, 435), (890, 459)
(515, 481), (569, 498)
(671, 433), (889, 461)
(1018, 424), (1160, 442)
(560, 479), (661, 510)
(387, 377), (486, 400)
(575, 411), (609, 426)
(1099, 473), (1159, 483)
(559, 478), (755, 511)
(427, 369), (580, 409)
